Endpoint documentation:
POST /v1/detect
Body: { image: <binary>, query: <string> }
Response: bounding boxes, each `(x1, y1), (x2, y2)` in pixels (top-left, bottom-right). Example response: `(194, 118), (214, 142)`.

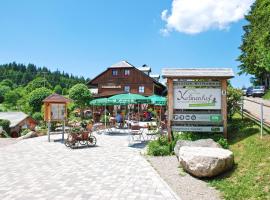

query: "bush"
(28, 87), (52, 112)
(227, 86), (242, 120)
(0, 119), (10, 135)
(147, 136), (172, 156)
(32, 112), (43, 121)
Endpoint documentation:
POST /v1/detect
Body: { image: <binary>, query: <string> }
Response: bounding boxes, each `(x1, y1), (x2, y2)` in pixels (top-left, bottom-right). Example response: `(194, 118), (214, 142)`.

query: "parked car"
(242, 88), (247, 96)
(246, 87), (253, 97)
(251, 86), (266, 97)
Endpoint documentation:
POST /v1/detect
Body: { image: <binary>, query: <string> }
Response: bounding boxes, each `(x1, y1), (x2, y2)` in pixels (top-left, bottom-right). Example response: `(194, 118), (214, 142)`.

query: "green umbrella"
(90, 98), (116, 106)
(148, 95), (167, 106)
(108, 93), (150, 105)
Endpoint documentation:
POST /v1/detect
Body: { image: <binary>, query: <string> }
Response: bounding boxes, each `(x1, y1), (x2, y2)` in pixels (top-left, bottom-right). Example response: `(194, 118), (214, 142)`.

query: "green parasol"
(108, 93), (150, 105)
(148, 95), (167, 106)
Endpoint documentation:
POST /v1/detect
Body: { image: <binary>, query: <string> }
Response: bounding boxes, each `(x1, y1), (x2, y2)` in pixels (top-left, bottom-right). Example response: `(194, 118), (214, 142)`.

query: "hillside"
(0, 62), (89, 89)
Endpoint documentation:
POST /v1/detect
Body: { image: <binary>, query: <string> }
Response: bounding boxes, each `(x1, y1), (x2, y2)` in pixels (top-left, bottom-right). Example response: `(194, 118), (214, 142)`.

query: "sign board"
(51, 104), (66, 121)
(173, 88), (221, 110)
(101, 85), (121, 89)
(172, 126), (224, 132)
(173, 113), (222, 122)
(173, 81), (221, 87)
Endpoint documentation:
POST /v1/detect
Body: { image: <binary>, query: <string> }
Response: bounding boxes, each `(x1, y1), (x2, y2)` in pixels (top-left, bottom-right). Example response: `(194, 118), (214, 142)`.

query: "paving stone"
(0, 133), (180, 200)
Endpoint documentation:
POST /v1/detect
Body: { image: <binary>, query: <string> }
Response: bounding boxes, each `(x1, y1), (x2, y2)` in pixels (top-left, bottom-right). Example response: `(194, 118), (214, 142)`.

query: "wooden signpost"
(162, 68), (234, 140)
(43, 94), (71, 142)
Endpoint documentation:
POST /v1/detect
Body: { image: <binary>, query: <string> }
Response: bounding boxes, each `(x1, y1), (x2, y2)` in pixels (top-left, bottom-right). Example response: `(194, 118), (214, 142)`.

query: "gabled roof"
(109, 60), (134, 68)
(88, 61), (165, 89)
(162, 68), (234, 78)
(0, 112), (33, 128)
(43, 93), (71, 103)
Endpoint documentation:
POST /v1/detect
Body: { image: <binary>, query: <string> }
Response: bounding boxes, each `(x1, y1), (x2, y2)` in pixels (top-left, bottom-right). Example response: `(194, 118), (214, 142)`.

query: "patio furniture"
(129, 125), (144, 145)
(145, 126), (161, 140)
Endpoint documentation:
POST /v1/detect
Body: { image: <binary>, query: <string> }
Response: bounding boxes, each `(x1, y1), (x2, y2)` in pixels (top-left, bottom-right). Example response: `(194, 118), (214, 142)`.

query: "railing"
(240, 97), (270, 138)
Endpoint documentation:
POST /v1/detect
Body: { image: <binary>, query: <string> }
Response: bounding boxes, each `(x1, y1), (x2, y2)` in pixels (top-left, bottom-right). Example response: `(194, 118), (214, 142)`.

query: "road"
(243, 97), (270, 125)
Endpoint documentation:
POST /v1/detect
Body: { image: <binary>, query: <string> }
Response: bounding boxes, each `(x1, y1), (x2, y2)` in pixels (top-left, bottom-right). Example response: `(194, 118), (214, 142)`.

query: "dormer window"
(124, 69), (130, 76)
(112, 69), (118, 76)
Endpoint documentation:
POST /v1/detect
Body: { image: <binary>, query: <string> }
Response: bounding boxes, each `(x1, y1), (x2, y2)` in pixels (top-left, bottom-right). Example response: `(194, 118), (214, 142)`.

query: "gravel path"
(146, 156), (221, 200)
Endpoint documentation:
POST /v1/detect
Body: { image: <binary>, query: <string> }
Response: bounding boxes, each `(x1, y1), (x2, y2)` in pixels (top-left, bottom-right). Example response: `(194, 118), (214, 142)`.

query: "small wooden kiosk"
(162, 68), (234, 140)
(43, 94), (71, 142)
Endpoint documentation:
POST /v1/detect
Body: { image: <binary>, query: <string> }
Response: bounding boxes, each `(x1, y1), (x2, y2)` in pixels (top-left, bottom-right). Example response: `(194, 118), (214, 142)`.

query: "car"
(242, 88), (247, 96)
(246, 87), (253, 97)
(251, 86), (265, 97)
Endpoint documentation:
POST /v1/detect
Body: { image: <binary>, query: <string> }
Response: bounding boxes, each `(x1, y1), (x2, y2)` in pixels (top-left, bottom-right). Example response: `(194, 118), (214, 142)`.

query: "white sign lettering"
(173, 88), (221, 110)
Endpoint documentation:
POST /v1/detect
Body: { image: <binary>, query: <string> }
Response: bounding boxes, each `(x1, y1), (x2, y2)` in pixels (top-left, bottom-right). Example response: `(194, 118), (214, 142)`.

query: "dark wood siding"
(90, 67), (164, 97)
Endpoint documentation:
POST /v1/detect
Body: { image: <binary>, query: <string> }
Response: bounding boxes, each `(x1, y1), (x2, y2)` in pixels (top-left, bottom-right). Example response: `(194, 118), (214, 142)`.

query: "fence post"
(241, 97), (244, 120)
(260, 102), (264, 139)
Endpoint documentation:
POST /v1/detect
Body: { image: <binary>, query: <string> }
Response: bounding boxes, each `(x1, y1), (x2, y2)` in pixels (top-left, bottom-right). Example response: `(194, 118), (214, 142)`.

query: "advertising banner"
(173, 88), (221, 110)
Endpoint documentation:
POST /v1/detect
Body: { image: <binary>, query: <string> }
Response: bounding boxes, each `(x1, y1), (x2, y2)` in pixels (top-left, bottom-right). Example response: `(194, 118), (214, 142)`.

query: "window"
(138, 86), (144, 93)
(124, 86), (130, 93)
(124, 69), (130, 76)
(112, 69), (118, 76)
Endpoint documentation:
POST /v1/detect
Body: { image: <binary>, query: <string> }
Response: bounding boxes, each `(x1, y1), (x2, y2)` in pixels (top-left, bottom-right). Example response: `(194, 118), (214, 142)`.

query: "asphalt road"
(243, 97), (270, 125)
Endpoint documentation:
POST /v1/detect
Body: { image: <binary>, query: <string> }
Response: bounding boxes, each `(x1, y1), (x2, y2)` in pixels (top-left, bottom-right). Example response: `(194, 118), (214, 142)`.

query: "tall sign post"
(162, 68), (234, 140)
(43, 94), (71, 142)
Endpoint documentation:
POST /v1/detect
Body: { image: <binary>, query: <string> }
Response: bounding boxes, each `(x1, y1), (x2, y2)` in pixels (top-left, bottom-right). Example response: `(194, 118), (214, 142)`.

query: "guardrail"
(240, 97), (270, 138)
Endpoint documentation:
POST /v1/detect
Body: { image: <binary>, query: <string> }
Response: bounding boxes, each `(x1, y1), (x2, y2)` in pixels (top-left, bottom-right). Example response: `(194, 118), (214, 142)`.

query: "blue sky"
(0, 0), (253, 88)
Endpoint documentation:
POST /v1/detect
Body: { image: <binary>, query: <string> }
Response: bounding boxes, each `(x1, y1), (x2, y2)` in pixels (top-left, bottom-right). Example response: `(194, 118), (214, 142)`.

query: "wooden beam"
(221, 79), (228, 138)
(167, 78), (173, 141)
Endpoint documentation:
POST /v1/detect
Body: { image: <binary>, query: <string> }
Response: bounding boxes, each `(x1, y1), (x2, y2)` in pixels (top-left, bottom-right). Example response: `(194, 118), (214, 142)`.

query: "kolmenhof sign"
(173, 88), (221, 110)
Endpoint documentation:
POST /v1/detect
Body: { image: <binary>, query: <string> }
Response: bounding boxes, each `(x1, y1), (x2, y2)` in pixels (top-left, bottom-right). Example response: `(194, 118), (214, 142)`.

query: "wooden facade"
(88, 61), (166, 98)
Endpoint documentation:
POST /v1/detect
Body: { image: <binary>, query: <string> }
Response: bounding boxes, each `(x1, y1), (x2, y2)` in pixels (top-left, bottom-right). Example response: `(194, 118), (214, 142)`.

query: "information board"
(173, 88), (221, 110)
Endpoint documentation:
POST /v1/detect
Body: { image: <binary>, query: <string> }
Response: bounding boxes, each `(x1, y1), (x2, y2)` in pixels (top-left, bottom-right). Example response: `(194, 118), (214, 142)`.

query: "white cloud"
(161, 0), (255, 35)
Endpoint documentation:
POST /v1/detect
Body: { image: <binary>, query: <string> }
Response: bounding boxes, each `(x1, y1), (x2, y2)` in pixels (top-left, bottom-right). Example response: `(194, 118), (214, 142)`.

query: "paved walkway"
(0, 133), (180, 200)
(244, 97), (270, 124)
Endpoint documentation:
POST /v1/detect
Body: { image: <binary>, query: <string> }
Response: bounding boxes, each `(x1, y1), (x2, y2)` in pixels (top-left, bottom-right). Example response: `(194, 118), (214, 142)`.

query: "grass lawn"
(263, 90), (270, 100)
(208, 114), (270, 200)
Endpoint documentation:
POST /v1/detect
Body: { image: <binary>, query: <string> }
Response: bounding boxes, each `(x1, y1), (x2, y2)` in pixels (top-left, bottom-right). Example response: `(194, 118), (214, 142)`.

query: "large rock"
(179, 146), (234, 178)
(174, 139), (221, 157)
(17, 131), (38, 140)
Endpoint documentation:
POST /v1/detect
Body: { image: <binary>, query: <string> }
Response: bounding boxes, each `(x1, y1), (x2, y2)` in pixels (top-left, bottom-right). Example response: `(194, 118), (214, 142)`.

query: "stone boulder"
(17, 131), (38, 140)
(179, 146), (234, 178)
(174, 139), (221, 157)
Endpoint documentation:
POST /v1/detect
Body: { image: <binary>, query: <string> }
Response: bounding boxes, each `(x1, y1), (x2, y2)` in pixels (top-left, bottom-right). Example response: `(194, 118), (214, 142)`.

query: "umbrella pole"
(105, 103), (107, 130)
(160, 106), (162, 126)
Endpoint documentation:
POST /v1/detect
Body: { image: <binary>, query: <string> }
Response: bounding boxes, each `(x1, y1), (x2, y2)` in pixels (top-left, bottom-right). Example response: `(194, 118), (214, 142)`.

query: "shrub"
(147, 140), (171, 156)
(227, 86), (242, 120)
(32, 112), (43, 121)
(28, 87), (52, 112)
(0, 119), (10, 135)
(147, 135), (172, 156)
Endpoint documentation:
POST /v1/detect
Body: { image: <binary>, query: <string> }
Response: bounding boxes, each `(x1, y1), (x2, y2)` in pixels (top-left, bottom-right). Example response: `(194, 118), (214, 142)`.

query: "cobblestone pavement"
(0, 133), (180, 200)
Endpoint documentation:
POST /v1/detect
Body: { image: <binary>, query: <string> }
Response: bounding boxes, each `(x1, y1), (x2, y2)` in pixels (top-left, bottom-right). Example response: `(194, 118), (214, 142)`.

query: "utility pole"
(41, 72), (47, 87)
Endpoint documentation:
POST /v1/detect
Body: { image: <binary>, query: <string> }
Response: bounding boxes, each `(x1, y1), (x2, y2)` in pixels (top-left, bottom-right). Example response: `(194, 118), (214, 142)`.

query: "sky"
(0, 0), (255, 88)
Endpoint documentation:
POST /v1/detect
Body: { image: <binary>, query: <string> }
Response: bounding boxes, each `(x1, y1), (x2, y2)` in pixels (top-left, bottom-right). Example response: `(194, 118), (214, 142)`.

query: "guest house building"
(88, 61), (166, 98)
